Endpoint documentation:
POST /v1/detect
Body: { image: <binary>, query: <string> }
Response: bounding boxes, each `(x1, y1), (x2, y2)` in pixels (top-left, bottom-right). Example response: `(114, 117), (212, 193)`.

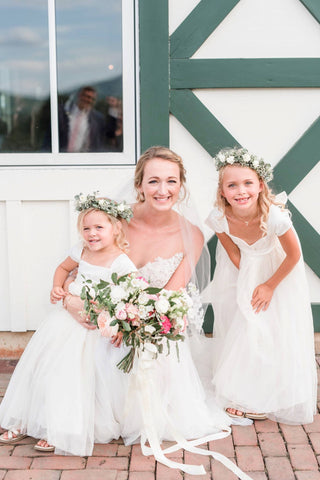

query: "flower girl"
(206, 148), (317, 424)
(0, 193), (136, 455)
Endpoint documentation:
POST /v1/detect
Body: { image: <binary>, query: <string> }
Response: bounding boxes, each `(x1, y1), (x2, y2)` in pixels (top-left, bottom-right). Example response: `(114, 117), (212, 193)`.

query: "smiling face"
(81, 210), (120, 252)
(139, 157), (181, 211)
(220, 165), (263, 213)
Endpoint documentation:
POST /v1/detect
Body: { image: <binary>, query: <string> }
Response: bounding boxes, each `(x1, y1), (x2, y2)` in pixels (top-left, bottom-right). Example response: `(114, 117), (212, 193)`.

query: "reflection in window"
(56, 1), (123, 153)
(0, 3), (51, 153)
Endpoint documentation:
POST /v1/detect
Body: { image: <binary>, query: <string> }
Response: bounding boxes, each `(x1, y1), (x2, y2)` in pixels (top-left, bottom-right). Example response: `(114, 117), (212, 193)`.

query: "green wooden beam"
(287, 200), (320, 277)
(170, 89), (240, 156)
(170, 0), (240, 59)
(312, 305), (320, 332)
(273, 116), (320, 193)
(170, 58), (320, 89)
(139, 0), (169, 151)
(299, 0), (320, 23)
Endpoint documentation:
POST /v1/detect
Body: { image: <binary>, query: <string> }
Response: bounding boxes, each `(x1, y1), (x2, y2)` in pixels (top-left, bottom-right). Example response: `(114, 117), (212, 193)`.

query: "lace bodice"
(138, 252), (183, 288)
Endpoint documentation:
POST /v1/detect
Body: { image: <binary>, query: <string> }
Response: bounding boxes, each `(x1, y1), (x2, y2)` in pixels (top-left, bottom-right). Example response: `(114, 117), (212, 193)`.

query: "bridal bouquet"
(81, 272), (194, 373)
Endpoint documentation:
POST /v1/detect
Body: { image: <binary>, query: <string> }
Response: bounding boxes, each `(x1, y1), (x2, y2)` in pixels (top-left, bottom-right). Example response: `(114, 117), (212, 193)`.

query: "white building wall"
(0, 0), (319, 331)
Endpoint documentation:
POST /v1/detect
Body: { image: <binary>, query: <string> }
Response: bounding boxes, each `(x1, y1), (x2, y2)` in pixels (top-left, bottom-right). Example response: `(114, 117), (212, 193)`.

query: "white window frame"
(0, 0), (136, 167)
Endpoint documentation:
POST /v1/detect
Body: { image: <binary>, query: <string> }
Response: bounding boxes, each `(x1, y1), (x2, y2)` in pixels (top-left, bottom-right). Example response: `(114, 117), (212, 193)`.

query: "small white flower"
(79, 194), (86, 202)
(144, 325), (156, 334)
(226, 155), (235, 164)
(242, 154), (251, 163)
(252, 159), (259, 167)
(117, 203), (125, 212)
(138, 292), (149, 305)
(217, 153), (225, 162)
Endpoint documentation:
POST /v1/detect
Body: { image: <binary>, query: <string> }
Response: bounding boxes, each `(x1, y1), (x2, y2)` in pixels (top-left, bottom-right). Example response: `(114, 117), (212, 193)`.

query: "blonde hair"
(77, 207), (129, 252)
(134, 146), (187, 202)
(216, 165), (284, 236)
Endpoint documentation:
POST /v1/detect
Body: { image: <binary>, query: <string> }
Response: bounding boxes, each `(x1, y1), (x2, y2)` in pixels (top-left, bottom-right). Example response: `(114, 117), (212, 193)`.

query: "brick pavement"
(0, 356), (319, 480)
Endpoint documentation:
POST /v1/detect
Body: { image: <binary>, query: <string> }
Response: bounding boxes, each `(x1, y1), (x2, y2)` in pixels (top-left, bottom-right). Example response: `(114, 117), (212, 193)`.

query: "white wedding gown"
(97, 253), (255, 478)
(206, 203), (317, 424)
(0, 244), (136, 456)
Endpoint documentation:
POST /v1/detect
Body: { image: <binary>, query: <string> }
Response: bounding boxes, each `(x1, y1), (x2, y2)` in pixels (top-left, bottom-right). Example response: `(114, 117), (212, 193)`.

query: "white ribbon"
(135, 348), (253, 478)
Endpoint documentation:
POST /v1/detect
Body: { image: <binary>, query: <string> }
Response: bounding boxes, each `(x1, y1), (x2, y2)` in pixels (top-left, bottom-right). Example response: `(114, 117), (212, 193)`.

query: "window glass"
(0, 1), (50, 153)
(55, 0), (123, 153)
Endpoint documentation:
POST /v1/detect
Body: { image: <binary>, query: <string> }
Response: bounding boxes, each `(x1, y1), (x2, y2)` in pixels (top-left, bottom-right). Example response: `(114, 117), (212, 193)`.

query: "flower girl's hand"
(111, 331), (123, 348)
(63, 294), (97, 330)
(251, 283), (274, 313)
(50, 286), (67, 304)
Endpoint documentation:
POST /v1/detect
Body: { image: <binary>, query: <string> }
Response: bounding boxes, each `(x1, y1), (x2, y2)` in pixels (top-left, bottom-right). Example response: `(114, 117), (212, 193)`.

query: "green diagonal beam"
(273, 116), (320, 193)
(170, 58), (320, 88)
(170, 89), (240, 156)
(299, 0), (320, 23)
(170, 0), (240, 59)
(288, 200), (320, 277)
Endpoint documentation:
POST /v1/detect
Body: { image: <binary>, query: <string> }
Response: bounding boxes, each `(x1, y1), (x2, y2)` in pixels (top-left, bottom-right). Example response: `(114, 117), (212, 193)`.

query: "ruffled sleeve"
(205, 208), (226, 234)
(112, 254), (137, 277)
(68, 241), (83, 263)
(269, 204), (293, 237)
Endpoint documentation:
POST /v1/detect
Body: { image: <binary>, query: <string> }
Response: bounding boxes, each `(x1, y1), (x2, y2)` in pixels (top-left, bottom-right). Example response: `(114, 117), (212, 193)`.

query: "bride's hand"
(111, 331), (123, 347)
(63, 294), (97, 330)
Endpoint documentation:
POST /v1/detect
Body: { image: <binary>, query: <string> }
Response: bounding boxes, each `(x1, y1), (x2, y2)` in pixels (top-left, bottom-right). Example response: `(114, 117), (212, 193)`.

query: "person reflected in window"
(105, 96), (123, 151)
(59, 86), (106, 153)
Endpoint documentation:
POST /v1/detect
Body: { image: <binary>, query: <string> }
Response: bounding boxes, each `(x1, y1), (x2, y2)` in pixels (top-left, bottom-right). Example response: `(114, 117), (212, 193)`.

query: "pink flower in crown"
(160, 315), (172, 334)
(97, 310), (119, 338)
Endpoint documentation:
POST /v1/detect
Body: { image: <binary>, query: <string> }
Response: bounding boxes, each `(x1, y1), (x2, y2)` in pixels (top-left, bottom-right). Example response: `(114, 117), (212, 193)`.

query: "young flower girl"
(0, 193), (136, 455)
(206, 148), (317, 424)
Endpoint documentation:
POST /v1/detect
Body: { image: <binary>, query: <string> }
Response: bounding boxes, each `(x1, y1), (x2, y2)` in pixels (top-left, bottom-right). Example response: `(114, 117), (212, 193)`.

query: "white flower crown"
(214, 147), (273, 183)
(74, 192), (133, 222)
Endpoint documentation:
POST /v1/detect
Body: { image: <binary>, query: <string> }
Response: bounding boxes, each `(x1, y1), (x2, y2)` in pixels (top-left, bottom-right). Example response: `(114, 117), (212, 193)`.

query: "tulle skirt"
(96, 335), (231, 446)
(211, 245), (317, 425)
(0, 306), (121, 456)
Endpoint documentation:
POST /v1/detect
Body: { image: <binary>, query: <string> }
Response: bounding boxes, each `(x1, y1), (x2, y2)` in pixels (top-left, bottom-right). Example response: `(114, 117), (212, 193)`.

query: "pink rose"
(160, 315), (172, 334)
(97, 310), (119, 338)
(116, 309), (127, 320)
(125, 303), (140, 320)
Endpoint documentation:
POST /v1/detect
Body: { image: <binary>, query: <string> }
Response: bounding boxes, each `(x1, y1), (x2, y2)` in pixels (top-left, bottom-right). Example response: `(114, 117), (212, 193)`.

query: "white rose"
(226, 155), (235, 164)
(138, 292), (149, 305)
(242, 154), (251, 163)
(155, 297), (170, 314)
(252, 159), (259, 167)
(110, 285), (128, 303)
(117, 203), (125, 212)
(217, 153), (225, 162)
(79, 194), (86, 202)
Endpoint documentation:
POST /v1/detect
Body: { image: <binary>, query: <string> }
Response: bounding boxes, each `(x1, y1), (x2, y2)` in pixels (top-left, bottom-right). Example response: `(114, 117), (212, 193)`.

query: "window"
(0, 0), (136, 166)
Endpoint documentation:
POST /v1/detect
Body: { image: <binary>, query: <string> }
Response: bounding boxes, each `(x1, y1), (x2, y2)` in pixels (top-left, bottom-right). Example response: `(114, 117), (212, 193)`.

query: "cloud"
(0, 27), (43, 46)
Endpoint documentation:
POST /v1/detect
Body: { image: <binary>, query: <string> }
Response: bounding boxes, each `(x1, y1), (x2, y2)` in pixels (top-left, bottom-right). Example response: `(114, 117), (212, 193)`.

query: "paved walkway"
(0, 357), (319, 480)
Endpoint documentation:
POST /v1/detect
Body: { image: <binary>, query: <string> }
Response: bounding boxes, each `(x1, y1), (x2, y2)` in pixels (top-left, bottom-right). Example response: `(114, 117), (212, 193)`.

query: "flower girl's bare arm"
(51, 256), (78, 303)
(216, 232), (241, 269)
(251, 228), (301, 313)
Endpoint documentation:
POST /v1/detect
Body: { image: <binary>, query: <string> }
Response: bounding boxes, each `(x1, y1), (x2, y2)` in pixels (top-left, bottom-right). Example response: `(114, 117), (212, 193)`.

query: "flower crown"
(214, 147), (273, 183)
(74, 192), (133, 222)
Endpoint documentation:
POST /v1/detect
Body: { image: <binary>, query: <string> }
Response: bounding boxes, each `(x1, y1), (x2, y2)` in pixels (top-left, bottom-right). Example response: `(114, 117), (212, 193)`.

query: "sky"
(0, 0), (123, 98)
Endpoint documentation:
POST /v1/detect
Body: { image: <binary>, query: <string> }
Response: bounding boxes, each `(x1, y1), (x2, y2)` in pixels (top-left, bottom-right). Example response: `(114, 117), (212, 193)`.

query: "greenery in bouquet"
(80, 272), (194, 373)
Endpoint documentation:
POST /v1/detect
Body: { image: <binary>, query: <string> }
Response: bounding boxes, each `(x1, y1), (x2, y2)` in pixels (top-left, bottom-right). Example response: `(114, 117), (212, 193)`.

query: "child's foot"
(0, 429), (28, 443)
(225, 407), (267, 420)
(34, 439), (55, 452)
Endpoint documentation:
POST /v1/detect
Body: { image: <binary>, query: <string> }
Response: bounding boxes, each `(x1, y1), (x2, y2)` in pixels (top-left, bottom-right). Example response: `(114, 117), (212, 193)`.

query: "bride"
(65, 146), (252, 478)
